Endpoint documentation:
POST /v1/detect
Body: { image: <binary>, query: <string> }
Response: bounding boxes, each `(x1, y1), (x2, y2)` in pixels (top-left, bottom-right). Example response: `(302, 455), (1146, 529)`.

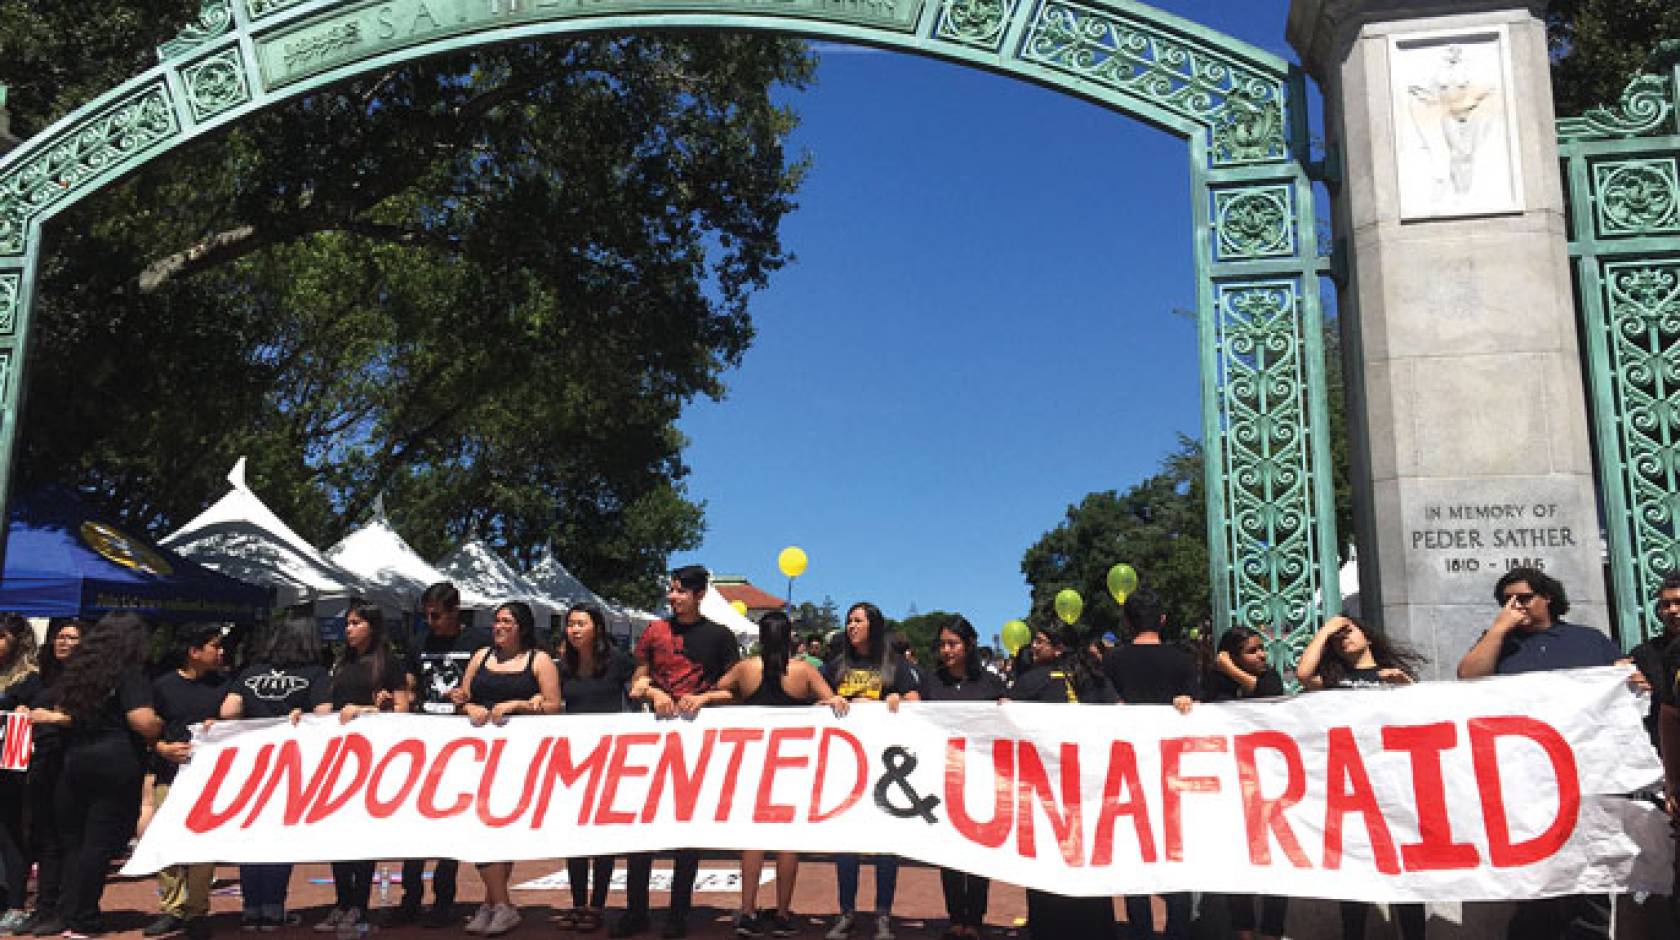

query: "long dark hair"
(58, 612), (148, 721)
(759, 610), (794, 681)
(0, 612), (36, 688)
(935, 614), (983, 679)
(335, 599), (391, 690)
(1038, 622), (1103, 697)
(39, 617), (84, 685)
(1316, 616), (1426, 688)
(560, 604), (612, 679)
(842, 601), (895, 687)
(255, 617), (322, 670)
(495, 601), (538, 652)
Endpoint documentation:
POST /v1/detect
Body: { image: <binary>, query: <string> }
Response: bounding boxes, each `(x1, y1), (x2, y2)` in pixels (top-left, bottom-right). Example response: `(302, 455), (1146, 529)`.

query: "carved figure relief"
(1389, 30), (1523, 219)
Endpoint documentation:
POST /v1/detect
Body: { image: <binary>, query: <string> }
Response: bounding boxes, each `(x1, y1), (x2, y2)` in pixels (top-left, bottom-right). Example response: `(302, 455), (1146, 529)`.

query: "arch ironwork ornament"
(1561, 53), (1680, 648)
(0, 0), (1339, 653)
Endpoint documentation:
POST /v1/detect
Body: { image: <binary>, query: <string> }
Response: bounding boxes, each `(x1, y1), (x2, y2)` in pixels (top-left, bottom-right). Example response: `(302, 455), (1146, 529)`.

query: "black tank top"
(469, 648), (541, 707)
(745, 662), (813, 707)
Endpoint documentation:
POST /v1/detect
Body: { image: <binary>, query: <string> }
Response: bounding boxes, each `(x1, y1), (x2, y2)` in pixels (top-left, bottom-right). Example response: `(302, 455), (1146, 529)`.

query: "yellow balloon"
(777, 546), (808, 578)
(1107, 564), (1139, 603)
(1001, 619), (1032, 655)
(730, 600), (749, 616)
(1054, 589), (1083, 625)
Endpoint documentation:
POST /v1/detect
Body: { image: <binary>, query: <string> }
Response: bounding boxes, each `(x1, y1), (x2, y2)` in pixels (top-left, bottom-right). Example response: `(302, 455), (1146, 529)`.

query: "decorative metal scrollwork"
(1594, 159), (1680, 236)
(0, 84), (179, 256)
(0, 275), (17, 334)
(182, 50), (253, 122)
(936, 0), (1012, 51)
(158, 0), (235, 62)
(246, 0), (310, 18)
(1020, 0), (1288, 165)
(1213, 280), (1323, 664)
(1559, 74), (1676, 143)
(1214, 185), (1294, 260)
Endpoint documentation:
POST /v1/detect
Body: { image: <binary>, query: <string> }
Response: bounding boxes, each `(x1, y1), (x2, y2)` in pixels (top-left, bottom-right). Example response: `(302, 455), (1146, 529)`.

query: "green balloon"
(1001, 619), (1032, 655)
(1107, 563), (1139, 602)
(1054, 589), (1084, 625)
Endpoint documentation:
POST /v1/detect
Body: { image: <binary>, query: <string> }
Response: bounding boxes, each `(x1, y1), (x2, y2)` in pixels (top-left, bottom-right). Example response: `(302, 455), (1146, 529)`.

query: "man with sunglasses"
(1457, 566), (1622, 679)
(1457, 567), (1636, 939)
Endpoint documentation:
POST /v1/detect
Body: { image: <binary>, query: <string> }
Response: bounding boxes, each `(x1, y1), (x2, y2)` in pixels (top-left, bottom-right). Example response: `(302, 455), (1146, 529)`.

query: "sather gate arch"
(0, 0), (1339, 650)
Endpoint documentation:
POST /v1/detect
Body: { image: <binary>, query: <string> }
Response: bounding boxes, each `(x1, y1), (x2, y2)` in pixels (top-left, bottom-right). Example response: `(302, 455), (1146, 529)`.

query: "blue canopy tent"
(0, 490), (268, 623)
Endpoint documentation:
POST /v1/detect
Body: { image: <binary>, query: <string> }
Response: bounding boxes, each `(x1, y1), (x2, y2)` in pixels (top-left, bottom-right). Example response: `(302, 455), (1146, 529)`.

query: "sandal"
(553, 908), (581, 931)
(575, 909), (604, 933)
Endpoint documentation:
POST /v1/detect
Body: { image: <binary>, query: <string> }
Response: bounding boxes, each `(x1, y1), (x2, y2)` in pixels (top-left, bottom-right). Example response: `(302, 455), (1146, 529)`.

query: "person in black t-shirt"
(39, 613), (163, 937)
(388, 582), (486, 929)
(219, 617), (330, 931)
(0, 613), (37, 933)
(1294, 615), (1428, 940)
(917, 616), (1002, 940)
(554, 603), (634, 935)
(617, 566), (740, 939)
(1200, 626), (1288, 940)
(1, 617), (81, 937)
(314, 601), (410, 936)
(144, 623), (227, 940)
(1103, 591), (1194, 939)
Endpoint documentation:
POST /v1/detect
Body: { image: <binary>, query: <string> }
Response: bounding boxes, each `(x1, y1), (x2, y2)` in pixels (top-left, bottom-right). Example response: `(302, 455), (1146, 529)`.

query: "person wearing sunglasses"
(1456, 566), (1637, 940)
(1456, 567), (1625, 679)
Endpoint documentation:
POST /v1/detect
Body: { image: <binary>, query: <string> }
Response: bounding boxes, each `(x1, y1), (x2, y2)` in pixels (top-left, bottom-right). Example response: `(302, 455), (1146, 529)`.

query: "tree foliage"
(2, 7), (813, 607)
(1546, 2), (1680, 115)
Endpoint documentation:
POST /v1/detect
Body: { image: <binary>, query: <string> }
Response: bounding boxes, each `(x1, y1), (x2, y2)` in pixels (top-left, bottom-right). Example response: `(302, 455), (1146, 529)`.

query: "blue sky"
(673, 2), (1304, 645)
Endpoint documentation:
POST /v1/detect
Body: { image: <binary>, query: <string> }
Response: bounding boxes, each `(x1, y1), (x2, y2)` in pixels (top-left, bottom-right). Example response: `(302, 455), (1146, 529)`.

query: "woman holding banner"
(555, 602), (635, 934)
(2, 617), (80, 937)
(1204, 626), (1289, 940)
(711, 610), (846, 938)
(823, 602), (919, 940)
(220, 617), (331, 931)
(314, 601), (410, 936)
(1296, 616), (1428, 940)
(0, 613), (39, 933)
(1006, 621), (1117, 938)
(916, 615), (1004, 940)
(46, 612), (162, 938)
(459, 601), (561, 937)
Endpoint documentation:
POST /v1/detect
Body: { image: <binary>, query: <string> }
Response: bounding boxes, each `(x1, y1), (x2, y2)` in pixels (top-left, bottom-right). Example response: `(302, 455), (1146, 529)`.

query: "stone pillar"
(1289, 0), (1606, 679)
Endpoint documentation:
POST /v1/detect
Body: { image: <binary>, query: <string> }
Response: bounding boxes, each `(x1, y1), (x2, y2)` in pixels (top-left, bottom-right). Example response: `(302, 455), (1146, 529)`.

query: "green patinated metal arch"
(0, 0), (1339, 650)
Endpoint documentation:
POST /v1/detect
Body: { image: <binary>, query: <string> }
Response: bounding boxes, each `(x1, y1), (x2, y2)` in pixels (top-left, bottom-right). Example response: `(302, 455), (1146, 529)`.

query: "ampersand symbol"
(873, 746), (941, 824)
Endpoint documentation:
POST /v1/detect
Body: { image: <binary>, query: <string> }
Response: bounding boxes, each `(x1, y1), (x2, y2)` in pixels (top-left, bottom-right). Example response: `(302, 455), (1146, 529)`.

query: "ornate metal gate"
(1561, 58), (1680, 648)
(0, 0), (1339, 645)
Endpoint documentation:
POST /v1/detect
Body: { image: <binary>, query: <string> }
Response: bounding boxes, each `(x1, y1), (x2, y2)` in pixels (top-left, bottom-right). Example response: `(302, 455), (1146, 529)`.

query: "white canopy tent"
(436, 540), (566, 629)
(161, 458), (387, 612)
(326, 517), (496, 619)
(525, 548), (605, 607)
(700, 584), (759, 648)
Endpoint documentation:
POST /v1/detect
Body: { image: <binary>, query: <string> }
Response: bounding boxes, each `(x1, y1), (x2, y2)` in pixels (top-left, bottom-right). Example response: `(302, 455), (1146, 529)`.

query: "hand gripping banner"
(125, 666), (1667, 901)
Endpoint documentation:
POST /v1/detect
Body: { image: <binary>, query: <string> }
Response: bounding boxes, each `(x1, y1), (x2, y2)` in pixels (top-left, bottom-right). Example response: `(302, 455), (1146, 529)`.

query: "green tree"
(1020, 440), (1210, 639)
(2, 9), (813, 607)
(792, 596), (840, 639)
(1546, 4), (1680, 115)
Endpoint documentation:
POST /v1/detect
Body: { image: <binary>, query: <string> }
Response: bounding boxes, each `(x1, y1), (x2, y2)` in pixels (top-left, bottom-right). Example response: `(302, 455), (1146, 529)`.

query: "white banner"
(125, 667), (1668, 901)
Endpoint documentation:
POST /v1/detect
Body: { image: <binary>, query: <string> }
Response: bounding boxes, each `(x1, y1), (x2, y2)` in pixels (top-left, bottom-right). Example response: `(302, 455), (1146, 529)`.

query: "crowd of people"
(0, 563), (1669, 940)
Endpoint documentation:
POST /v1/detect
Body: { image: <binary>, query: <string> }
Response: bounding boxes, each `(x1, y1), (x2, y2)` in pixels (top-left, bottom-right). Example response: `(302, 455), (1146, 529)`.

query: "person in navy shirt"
(1457, 567), (1638, 940)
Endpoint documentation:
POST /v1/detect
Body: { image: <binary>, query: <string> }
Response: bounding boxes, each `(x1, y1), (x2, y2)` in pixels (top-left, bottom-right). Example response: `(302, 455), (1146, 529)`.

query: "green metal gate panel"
(0, 0), (1339, 653)
(1560, 64), (1680, 648)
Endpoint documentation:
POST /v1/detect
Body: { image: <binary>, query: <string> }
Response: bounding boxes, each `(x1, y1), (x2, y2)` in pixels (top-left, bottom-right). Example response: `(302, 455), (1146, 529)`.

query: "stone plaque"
(1398, 479), (1596, 606)
(1387, 26), (1524, 220)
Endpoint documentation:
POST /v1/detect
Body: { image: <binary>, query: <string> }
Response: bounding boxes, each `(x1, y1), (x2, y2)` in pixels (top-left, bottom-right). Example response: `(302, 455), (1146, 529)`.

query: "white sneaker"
(463, 905), (494, 935)
(873, 915), (894, 940)
(484, 905), (521, 937)
(825, 913), (854, 940)
(313, 909), (347, 933)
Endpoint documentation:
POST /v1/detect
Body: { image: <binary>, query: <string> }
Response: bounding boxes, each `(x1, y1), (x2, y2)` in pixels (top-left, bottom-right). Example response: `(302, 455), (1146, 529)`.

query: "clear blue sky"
(673, 3), (1304, 645)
